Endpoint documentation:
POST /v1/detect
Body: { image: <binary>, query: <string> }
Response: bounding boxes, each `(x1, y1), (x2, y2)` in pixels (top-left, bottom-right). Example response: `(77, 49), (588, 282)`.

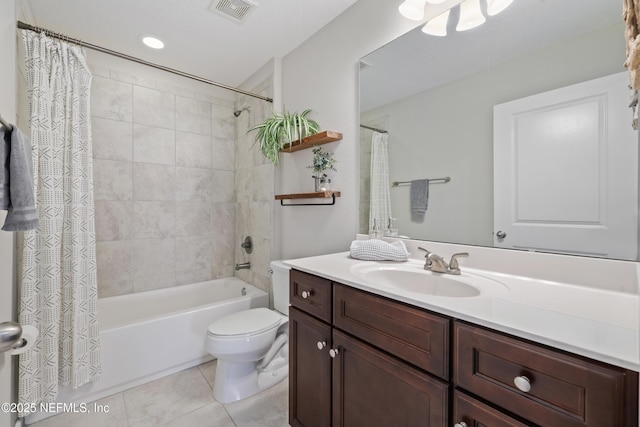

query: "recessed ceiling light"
(142, 36), (164, 50)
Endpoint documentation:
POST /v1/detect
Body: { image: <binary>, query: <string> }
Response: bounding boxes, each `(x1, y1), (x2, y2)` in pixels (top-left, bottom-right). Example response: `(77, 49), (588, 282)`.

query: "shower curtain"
(18, 30), (101, 414)
(369, 132), (392, 232)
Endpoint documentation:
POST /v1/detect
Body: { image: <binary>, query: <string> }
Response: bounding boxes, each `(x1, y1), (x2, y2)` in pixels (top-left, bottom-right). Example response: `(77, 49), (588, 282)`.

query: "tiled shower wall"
(90, 63), (237, 297)
(233, 78), (275, 297)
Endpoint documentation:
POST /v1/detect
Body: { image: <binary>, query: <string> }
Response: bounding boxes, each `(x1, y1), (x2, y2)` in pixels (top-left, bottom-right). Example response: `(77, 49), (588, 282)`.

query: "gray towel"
(0, 128), (9, 210)
(410, 179), (429, 217)
(2, 126), (39, 231)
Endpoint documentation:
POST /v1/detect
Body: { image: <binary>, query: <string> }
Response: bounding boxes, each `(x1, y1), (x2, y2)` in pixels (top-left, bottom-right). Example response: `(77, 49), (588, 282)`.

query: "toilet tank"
(270, 260), (290, 316)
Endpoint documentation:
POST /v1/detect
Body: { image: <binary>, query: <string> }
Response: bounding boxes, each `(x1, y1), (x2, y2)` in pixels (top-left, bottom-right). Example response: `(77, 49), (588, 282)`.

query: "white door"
(494, 71), (638, 259)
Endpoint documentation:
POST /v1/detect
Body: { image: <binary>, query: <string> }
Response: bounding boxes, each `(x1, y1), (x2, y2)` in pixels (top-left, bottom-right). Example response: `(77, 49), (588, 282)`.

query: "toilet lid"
(207, 308), (283, 336)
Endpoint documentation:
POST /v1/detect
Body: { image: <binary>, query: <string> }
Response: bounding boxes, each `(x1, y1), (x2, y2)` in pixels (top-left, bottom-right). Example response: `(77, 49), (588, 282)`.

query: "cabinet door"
(289, 307), (332, 427)
(453, 390), (529, 427)
(332, 329), (448, 427)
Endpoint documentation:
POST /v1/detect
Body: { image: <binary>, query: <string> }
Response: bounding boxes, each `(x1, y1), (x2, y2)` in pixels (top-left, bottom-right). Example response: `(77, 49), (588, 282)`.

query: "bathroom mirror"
(359, 0), (640, 261)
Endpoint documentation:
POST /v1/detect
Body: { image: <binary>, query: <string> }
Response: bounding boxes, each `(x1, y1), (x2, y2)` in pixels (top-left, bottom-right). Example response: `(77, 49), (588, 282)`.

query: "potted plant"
(248, 109), (320, 165)
(307, 145), (337, 191)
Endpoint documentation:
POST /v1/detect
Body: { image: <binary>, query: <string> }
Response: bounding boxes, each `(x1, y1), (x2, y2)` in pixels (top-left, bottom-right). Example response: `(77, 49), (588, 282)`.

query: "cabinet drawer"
(290, 269), (332, 323)
(333, 283), (449, 379)
(453, 390), (529, 427)
(454, 321), (638, 427)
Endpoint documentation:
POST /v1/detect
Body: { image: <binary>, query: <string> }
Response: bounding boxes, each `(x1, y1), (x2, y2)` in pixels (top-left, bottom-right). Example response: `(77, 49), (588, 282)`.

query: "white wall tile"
(176, 202), (213, 237)
(211, 136), (235, 171)
(133, 201), (176, 239)
(95, 200), (133, 241)
(92, 117), (133, 161)
(176, 167), (212, 202)
(134, 163), (176, 201)
(133, 124), (176, 165)
(93, 159), (133, 201)
(133, 86), (176, 129)
(176, 131), (212, 169)
(91, 76), (132, 122)
(176, 96), (212, 135)
(133, 238), (176, 277)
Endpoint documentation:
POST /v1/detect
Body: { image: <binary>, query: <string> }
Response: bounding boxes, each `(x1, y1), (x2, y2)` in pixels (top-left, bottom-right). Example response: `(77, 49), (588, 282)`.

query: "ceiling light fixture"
(456, 0), (486, 31)
(142, 36), (165, 50)
(398, 0), (450, 21)
(398, 0), (428, 21)
(421, 9), (450, 37)
(404, 0), (516, 37)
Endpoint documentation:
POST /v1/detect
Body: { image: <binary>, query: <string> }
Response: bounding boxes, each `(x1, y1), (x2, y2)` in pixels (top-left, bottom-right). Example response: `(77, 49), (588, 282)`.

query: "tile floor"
(30, 360), (289, 427)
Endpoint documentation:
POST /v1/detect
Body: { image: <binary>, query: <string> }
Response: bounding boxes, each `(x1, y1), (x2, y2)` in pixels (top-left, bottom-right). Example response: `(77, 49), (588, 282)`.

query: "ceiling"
(25, 0), (359, 89)
(360, 0), (624, 111)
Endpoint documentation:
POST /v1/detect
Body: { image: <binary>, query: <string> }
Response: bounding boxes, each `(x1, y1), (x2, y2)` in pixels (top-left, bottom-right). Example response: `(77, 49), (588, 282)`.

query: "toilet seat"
(207, 307), (284, 338)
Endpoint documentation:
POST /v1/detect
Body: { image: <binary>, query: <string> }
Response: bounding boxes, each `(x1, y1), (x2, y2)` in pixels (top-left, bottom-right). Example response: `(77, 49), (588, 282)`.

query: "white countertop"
(284, 251), (640, 371)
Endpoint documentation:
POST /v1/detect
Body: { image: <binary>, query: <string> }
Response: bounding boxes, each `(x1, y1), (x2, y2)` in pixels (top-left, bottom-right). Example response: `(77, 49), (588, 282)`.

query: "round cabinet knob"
(496, 230), (507, 239)
(454, 423), (468, 427)
(514, 375), (531, 392)
(329, 348), (340, 358)
(301, 290), (312, 299)
(317, 341), (327, 350)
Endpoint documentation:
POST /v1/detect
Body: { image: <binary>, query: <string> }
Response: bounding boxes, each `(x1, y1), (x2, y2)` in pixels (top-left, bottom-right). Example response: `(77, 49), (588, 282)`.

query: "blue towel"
(1, 126), (39, 231)
(410, 179), (429, 217)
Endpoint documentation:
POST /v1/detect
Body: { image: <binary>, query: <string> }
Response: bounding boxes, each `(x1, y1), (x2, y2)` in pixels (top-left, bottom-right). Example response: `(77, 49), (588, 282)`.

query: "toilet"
(205, 260), (290, 403)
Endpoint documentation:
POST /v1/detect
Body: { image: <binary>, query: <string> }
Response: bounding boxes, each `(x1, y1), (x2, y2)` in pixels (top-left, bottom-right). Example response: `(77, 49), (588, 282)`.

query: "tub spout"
(235, 262), (251, 270)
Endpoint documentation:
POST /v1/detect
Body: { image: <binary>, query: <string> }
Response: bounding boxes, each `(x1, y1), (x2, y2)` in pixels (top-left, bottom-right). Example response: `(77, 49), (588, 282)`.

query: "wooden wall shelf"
(275, 191), (341, 206)
(280, 131), (343, 153)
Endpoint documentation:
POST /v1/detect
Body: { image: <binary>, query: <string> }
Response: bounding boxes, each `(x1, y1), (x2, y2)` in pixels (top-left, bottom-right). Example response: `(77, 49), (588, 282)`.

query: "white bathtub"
(26, 277), (268, 424)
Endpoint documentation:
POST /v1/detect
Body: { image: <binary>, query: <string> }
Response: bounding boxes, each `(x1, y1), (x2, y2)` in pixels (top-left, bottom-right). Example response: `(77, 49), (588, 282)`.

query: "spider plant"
(248, 109), (320, 165)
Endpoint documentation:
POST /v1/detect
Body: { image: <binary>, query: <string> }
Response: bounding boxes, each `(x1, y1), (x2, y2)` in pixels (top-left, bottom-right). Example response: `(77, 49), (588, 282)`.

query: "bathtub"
(26, 277), (268, 424)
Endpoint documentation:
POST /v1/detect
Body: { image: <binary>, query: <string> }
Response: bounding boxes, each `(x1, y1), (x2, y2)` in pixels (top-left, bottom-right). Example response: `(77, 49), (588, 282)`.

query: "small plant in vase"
(307, 146), (337, 192)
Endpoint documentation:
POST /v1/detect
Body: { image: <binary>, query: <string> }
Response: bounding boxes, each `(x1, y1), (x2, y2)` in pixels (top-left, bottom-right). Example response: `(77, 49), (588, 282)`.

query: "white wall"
(0, 2), (17, 425)
(277, 0), (435, 259)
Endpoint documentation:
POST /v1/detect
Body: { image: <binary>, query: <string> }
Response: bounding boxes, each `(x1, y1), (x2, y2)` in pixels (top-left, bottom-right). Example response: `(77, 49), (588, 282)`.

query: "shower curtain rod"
(17, 21), (274, 103)
(360, 124), (388, 134)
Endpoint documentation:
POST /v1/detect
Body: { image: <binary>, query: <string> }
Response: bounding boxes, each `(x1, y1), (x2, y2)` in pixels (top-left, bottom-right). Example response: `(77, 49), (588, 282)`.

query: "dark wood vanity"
(289, 269), (639, 427)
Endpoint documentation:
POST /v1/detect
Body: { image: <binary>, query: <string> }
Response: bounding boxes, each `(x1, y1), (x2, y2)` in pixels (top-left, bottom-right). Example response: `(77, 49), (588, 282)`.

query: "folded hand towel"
(350, 239), (409, 261)
(0, 128), (9, 210)
(410, 179), (429, 217)
(2, 127), (39, 231)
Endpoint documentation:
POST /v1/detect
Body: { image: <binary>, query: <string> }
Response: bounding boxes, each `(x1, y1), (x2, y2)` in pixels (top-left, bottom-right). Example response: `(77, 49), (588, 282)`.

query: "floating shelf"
(280, 131), (343, 153)
(275, 191), (341, 206)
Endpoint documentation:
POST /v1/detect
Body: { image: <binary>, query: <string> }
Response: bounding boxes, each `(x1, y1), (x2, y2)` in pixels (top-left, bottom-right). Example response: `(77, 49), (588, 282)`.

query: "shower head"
(233, 106), (250, 117)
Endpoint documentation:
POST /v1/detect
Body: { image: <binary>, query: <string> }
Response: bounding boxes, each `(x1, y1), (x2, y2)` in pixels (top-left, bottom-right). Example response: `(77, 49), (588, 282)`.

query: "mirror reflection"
(359, 0), (639, 261)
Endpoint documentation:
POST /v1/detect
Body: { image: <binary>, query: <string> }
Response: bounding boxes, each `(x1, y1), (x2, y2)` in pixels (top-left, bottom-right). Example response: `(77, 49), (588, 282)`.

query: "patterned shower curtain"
(369, 132), (392, 232)
(18, 30), (101, 413)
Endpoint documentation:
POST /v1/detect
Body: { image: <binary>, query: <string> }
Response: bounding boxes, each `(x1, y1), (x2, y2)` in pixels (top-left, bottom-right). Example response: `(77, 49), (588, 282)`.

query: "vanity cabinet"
(289, 269), (449, 427)
(454, 321), (638, 427)
(289, 269), (639, 427)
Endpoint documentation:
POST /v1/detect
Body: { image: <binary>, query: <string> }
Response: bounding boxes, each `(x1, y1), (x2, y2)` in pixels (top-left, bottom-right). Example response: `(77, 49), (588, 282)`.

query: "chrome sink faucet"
(418, 248), (469, 275)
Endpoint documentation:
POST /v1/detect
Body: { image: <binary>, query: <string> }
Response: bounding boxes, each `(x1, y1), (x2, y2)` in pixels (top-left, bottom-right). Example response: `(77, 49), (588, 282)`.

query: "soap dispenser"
(384, 218), (398, 237)
(369, 219), (381, 238)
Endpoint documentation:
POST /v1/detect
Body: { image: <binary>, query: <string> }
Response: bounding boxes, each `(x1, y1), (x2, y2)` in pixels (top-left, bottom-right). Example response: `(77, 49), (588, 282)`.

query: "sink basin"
(350, 262), (507, 298)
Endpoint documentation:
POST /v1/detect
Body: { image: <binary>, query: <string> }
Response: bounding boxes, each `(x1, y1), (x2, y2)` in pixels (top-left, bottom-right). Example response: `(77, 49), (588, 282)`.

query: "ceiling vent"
(209, 0), (258, 24)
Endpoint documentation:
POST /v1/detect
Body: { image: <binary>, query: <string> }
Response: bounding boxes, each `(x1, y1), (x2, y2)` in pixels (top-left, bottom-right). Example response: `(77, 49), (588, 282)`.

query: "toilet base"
(212, 353), (288, 403)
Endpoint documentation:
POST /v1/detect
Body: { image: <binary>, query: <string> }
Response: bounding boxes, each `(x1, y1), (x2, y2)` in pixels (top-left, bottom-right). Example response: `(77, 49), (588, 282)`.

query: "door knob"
(0, 322), (22, 353)
(317, 341), (327, 350)
(496, 230), (507, 239)
(329, 348), (340, 358)
(301, 290), (313, 299)
(454, 423), (468, 427)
